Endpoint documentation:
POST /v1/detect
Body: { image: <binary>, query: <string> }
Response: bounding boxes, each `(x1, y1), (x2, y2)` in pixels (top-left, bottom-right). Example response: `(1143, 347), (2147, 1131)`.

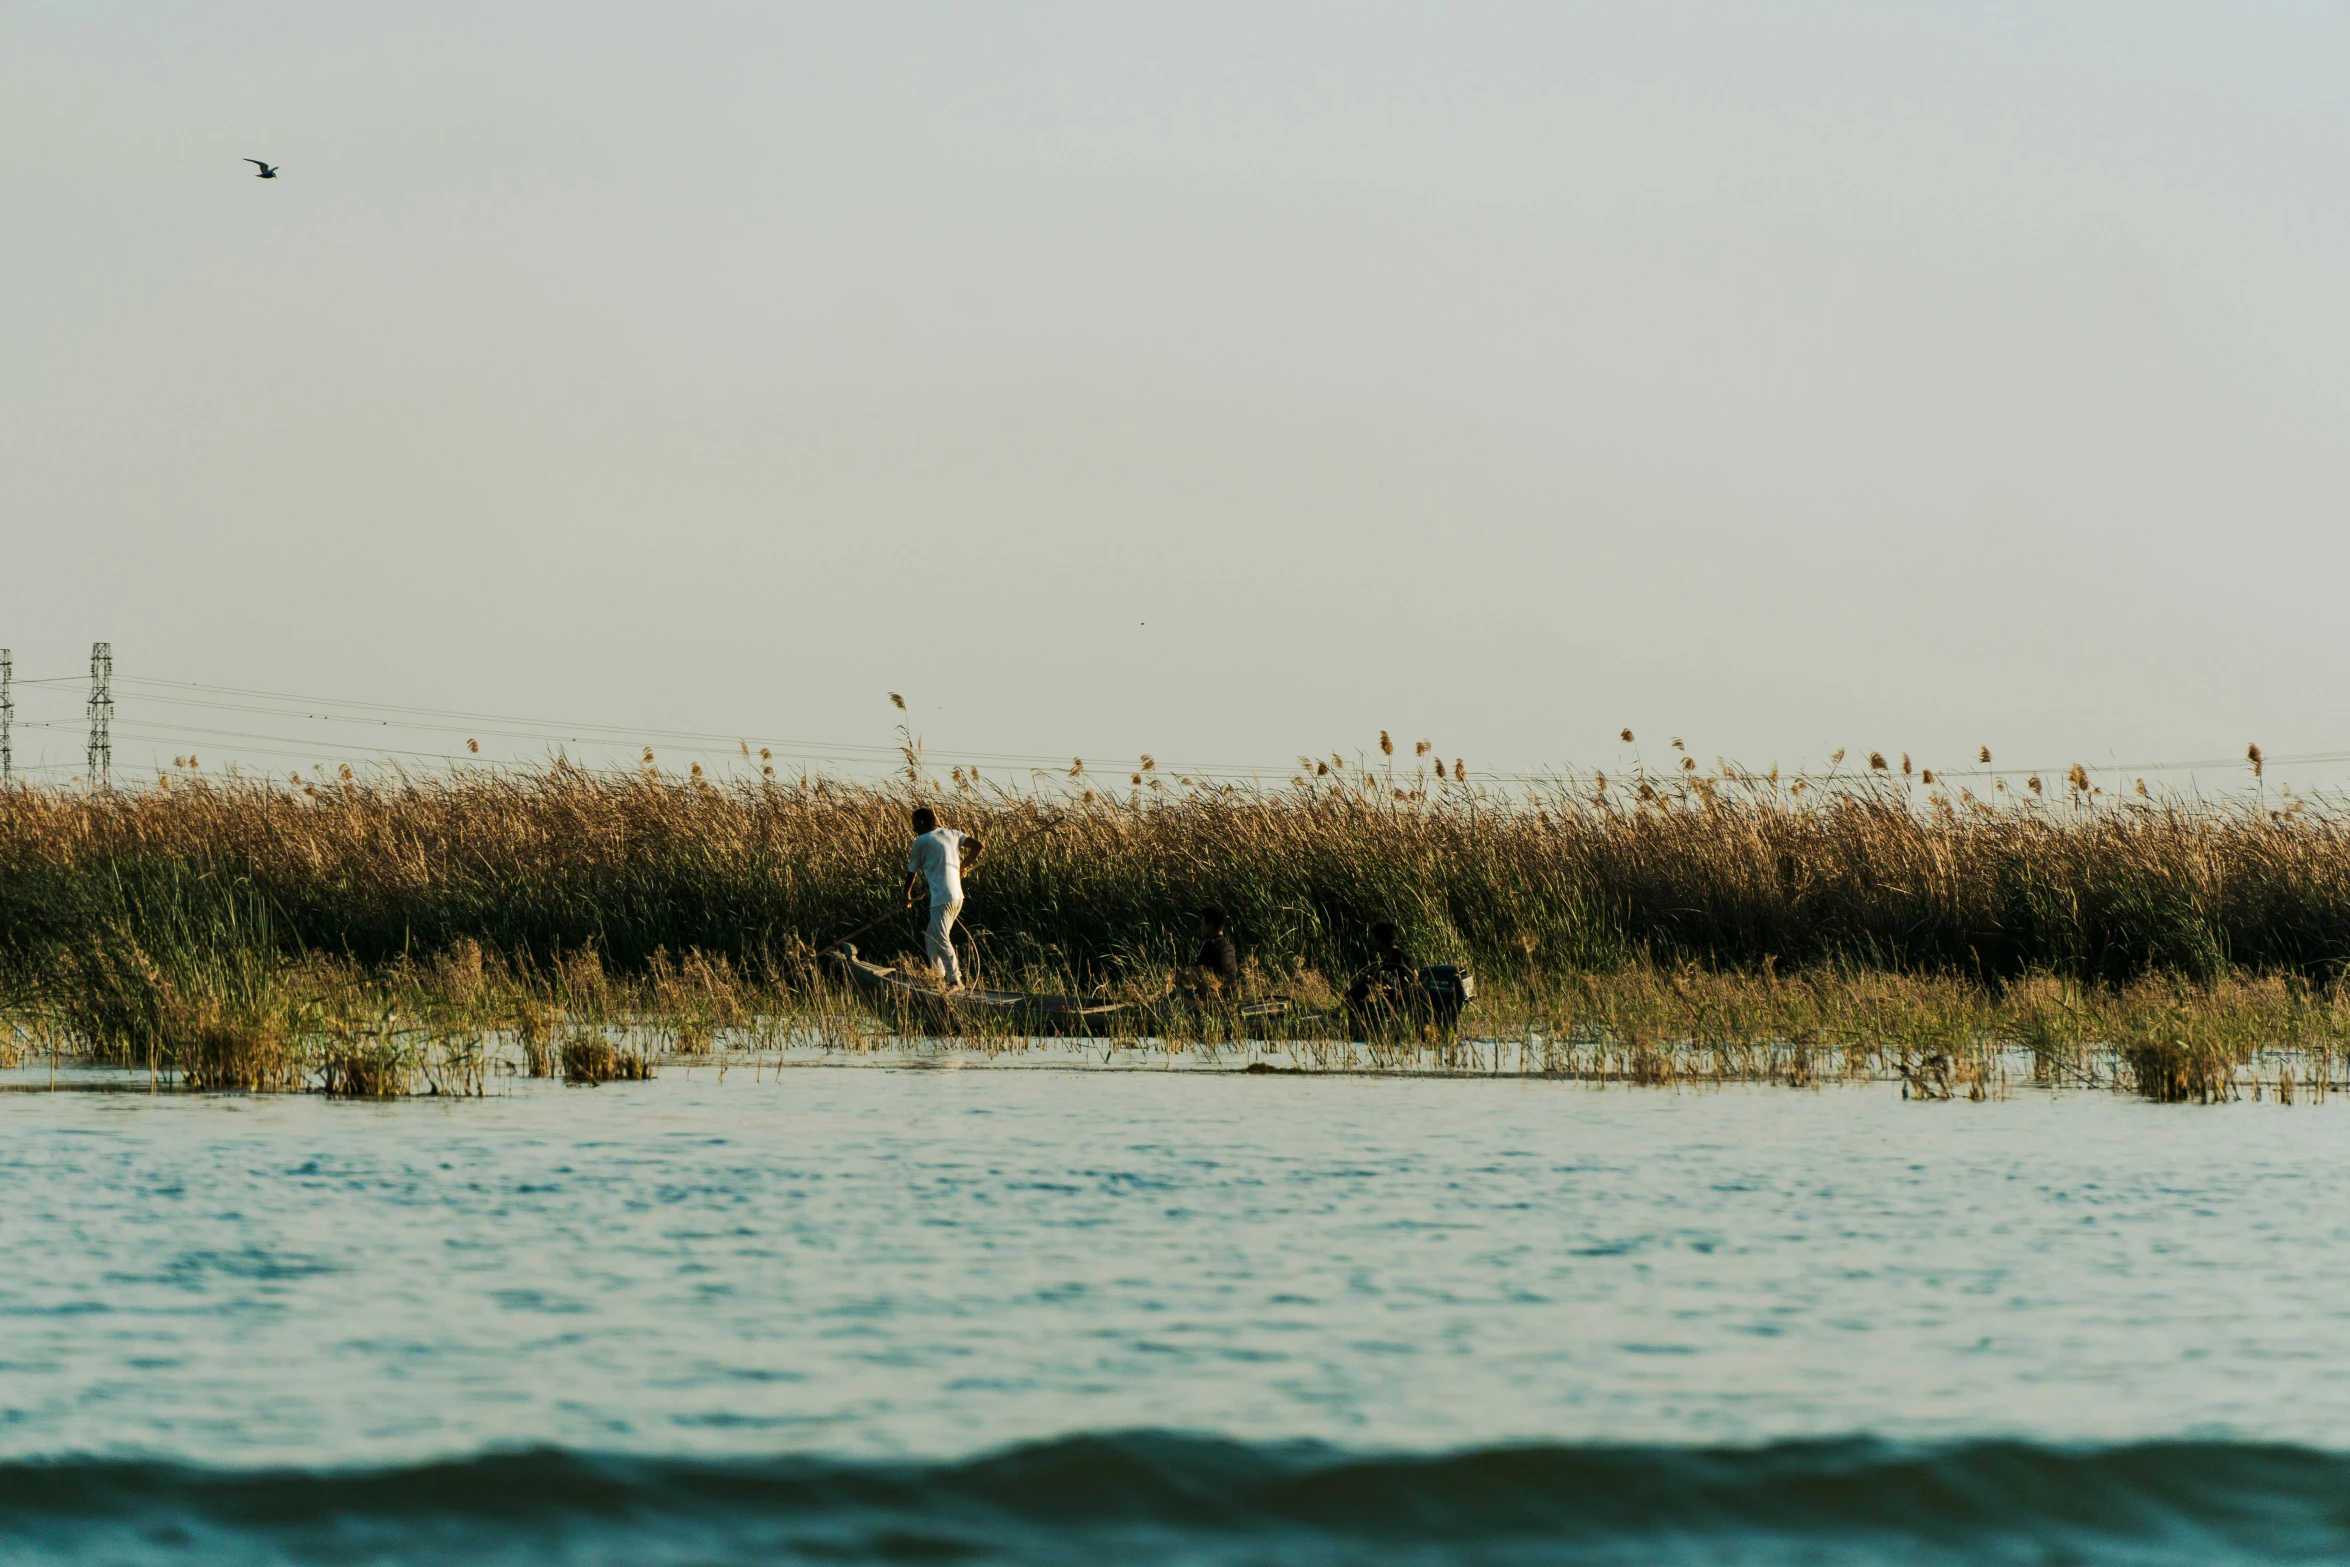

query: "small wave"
(4, 1433), (2345, 1565)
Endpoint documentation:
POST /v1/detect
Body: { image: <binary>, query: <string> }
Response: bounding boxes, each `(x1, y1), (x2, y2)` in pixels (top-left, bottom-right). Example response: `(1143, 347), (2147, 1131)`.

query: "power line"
(107, 694), (874, 760)
(13, 663), (2343, 793)
(107, 719), (918, 777)
(112, 676), (911, 758)
(105, 675), (1298, 775)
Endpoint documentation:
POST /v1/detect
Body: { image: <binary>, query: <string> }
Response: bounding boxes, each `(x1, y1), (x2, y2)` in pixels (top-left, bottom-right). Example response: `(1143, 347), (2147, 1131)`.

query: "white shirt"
(906, 827), (967, 905)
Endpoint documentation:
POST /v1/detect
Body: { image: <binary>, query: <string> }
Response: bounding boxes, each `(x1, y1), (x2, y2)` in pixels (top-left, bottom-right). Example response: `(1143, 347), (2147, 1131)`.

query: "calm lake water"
(4, 1063), (2347, 1564)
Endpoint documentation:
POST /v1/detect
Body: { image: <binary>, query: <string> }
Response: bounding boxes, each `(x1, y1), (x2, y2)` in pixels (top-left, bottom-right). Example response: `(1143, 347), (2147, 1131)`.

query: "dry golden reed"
(4, 761), (2349, 985)
(2, 758), (2348, 1098)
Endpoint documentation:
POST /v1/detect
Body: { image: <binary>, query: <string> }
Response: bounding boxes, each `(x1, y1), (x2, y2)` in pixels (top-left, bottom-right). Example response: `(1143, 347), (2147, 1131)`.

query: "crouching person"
(1345, 921), (1420, 1036)
(1185, 905), (1241, 1000)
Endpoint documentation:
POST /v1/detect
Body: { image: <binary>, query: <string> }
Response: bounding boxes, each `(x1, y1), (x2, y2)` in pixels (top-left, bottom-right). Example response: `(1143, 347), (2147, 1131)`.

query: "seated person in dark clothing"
(1190, 906), (1240, 997)
(1346, 922), (1420, 1015)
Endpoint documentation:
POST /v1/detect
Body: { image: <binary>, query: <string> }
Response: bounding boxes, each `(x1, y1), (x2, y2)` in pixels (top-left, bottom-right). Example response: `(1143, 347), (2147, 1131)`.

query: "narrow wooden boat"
(825, 946), (1133, 1036)
(1132, 995), (1297, 1029)
(826, 947), (1476, 1044)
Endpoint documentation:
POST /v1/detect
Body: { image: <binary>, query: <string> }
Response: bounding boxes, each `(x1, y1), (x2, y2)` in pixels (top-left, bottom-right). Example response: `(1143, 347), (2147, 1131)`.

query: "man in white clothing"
(901, 806), (984, 987)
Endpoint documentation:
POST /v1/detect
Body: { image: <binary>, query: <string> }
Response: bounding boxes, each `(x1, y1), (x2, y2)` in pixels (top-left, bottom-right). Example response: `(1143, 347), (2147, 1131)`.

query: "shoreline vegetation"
(4, 754), (2349, 1103)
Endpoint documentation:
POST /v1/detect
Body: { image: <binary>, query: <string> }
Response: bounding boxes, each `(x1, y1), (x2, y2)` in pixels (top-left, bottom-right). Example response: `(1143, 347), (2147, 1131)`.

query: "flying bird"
(244, 159), (279, 179)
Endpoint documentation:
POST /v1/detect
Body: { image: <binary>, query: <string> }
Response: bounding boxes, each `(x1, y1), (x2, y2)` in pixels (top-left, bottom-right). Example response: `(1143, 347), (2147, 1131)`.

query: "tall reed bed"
(2, 762), (2348, 1097)
(3, 762), (2346, 981)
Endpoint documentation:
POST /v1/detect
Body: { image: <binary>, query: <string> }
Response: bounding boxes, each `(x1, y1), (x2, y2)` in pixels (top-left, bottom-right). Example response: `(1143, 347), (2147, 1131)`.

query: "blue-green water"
(3, 1066), (2346, 1563)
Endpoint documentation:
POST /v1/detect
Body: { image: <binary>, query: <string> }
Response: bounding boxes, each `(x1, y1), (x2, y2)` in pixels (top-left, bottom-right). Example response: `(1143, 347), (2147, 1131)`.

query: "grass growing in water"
(1, 761), (2345, 1100)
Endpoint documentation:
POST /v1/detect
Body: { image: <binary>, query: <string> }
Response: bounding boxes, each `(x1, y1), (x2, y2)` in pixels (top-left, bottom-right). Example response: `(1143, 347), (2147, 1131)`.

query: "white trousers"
(925, 896), (964, 986)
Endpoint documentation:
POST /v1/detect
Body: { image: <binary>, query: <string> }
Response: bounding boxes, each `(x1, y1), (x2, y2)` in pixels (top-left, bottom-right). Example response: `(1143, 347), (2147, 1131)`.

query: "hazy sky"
(7, 2), (2349, 790)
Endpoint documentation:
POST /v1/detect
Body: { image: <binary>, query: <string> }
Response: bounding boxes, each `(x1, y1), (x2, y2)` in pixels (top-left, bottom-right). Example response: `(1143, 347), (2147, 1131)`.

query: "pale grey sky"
(6, 2), (2348, 791)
